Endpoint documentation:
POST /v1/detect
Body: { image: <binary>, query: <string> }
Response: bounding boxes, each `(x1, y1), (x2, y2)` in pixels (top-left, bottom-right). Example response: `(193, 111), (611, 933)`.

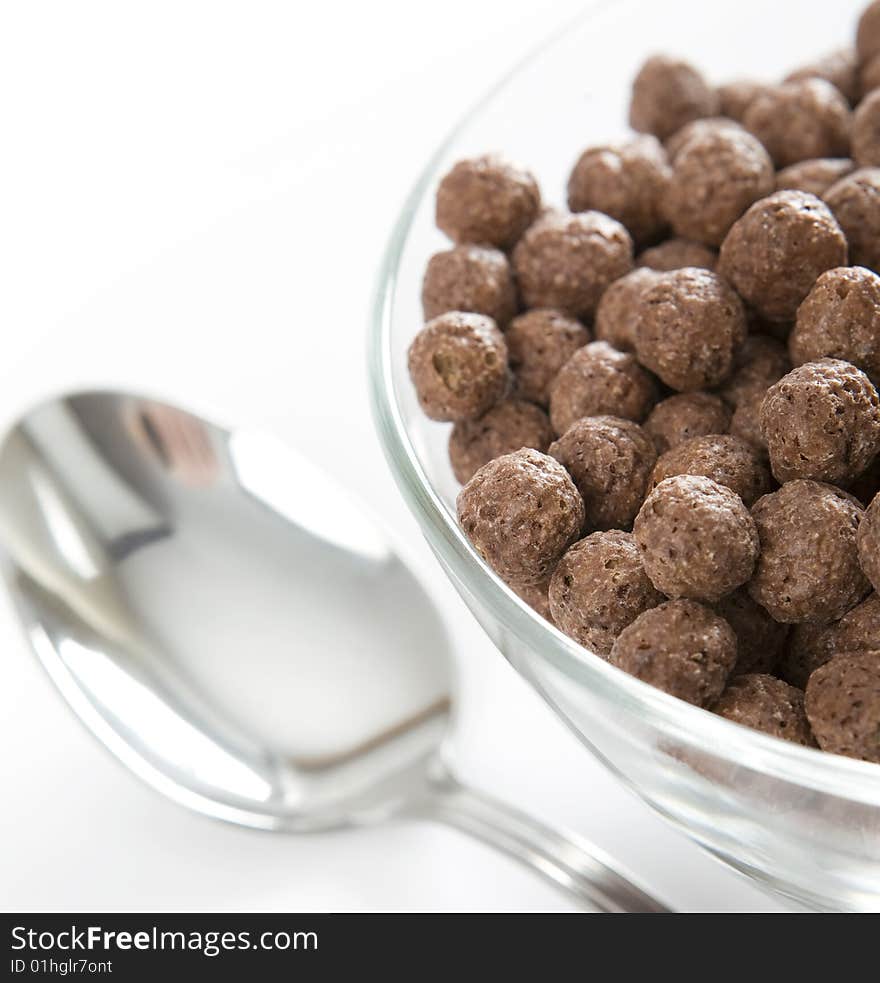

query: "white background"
(0, 0), (793, 912)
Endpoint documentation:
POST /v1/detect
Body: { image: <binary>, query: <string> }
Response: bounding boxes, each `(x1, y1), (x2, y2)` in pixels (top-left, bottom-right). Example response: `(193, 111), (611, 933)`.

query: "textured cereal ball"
(729, 393), (770, 455)
(853, 89), (880, 167)
(823, 167), (880, 273)
(594, 268), (659, 352)
(548, 530), (662, 656)
(548, 341), (658, 435)
(610, 599), (737, 707)
(505, 309), (590, 407)
(719, 191), (848, 324)
(715, 588), (789, 675)
(662, 124), (775, 246)
(717, 80), (770, 124)
(649, 434), (773, 507)
(448, 399), (554, 485)
(742, 79), (851, 168)
(456, 448), (584, 587)
(664, 117), (744, 162)
(857, 0), (880, 63)
(862, 54), (880, 96)
(805, 650), (880, 762)
(775, 158), (855, 196)
(789, 267), (880, 380)
(512, 578), (553, 622)
(629, 56), (719, 141)
(566, 136), (671, 247)
(512, 210), (634, 320)
(760, 358), (880, 486)
(633, 267), (747, 391)
(636, 238), (717, 272)
(714, 674), (815, 745)
(548, 416), (657, 530)
(644, 392), (731, 455)
(858, 490), (880, 593)
(435, 154), (540, 250)
(720, 334), (792, 408)
(421, 245), (518, 327)
(407, 312), (508, 422)
(784, 48), (860, 106)
(748, 480), (869, 624)
(634, 475), (759, 602)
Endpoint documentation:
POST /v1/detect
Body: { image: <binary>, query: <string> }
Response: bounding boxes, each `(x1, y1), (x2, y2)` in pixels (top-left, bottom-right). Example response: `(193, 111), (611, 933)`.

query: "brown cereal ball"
(857, 0), (880, 63)
(729, 393), (770, 455)
(717, 80), (770, 124)
(649, 434), (773, 507)
(715, 588), (789, 676)
(435, 154), (540, 250)
(408, 312), (508, 422)
(858, 490), (880, 593)
(629, 56), (720, 142)
(775, 158), (855, 196)
(512, 210), (634, 320)
(512, 578), (553, 622)
(662, 124), (775, 246)
(742, 79), (851, 168)
(785, 48), (860, 106)
(633, 267), (747, 391)
(566, 136), (671, 247)
(505, 309), (591, 407)
(853, 89), (880, 167)
(548, 416), (657, 530)
(457, 448), (584, 587)
(448, 399), (554, 485)
(610, 599), (737, 707)
(548, 341), (658, 435)
(421, 245), (518, 327)
(634, 475), (759, 602)
(719, 190), (848, 324)
(594, 268), (659, 352)
(760, 358), (880, 486)
(748, 480), (869, 623)
(636, 238), (717, 272)
(805, 650), (880, 762)
(714, 674), (815, 745)
(862, 54), (880, 96)
(823, 167), (880, 272)
(644, 392), (731, 455)
(789, 266), (880, 381)
(548, 530), (662, 656)
(664, 117), (744, 162)
(720, 334), (792, 407)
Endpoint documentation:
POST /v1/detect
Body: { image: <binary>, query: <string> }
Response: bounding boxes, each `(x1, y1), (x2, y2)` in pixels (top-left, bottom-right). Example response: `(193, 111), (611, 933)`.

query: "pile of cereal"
(407, 1), (880, 764)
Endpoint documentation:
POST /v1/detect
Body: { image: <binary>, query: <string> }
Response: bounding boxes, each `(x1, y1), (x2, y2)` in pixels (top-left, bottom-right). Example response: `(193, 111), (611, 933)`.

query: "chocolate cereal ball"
(650, 434), (773, 507)
(448, 399), (554, 484)
(853, 89), (880, 167)
(823, 168), (880, 273)
(506, 309), (590, 407)
(435, 154), (540, 250)
(594, 268), (659, 352)
(720, 334), (792, 407)
(548, 530), (662, 656)
(784, 48), (860, 106)
(760, 359), (880, 486)
(513, 578), (553, 622)
(805, 650), (880, 762)
(422, 245), (518, 327)
(742, 79), (851, 168)
(610, 599), (737, 707)
(567, 136), (671, 247)
(512, 210), (634, 320)
(862, 54), (880, 96)
(636, 238), (716, 272)
(549, 416), (657, 530)
(719, 191), (847, 324)
(717, 80), (770, 124)
(858, 490), (880, 593)
(857, 1), (880, 63)
(629, 56), (719, 142)
(633, 267), (747, 391)
(748, 480), (869, 623)
(714, 674), (815, 745)
(715, 588), (789, 676)
(408, 312), (508, 422)
(457, 448), (584, 586)
(775, 158), (855, 197)
(664, 117), (744, 162)
(789, 267), (880, 380)
(662, 123), (774, 246)
(634, 475), (759, 602)
(644, 392), (731, 455)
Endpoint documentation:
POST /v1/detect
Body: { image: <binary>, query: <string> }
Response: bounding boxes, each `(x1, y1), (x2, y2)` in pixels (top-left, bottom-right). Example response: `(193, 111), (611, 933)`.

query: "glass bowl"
(369, 0), (880, 912)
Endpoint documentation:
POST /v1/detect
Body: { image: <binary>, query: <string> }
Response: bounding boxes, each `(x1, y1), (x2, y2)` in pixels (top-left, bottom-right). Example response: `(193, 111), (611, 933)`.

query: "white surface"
(0, 0), (791, 912)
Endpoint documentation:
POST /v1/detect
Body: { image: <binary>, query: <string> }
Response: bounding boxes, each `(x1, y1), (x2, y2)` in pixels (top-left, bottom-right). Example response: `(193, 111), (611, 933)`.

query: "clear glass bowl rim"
(367, 3), (880, 808)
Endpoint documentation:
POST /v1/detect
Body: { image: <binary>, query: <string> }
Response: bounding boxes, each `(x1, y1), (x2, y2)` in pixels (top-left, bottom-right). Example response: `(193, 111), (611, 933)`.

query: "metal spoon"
(0, 390), (668, 912)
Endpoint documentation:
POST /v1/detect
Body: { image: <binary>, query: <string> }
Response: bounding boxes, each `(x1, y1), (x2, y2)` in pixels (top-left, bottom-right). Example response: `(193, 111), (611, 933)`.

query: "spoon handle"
(407, 761), (670, 913)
